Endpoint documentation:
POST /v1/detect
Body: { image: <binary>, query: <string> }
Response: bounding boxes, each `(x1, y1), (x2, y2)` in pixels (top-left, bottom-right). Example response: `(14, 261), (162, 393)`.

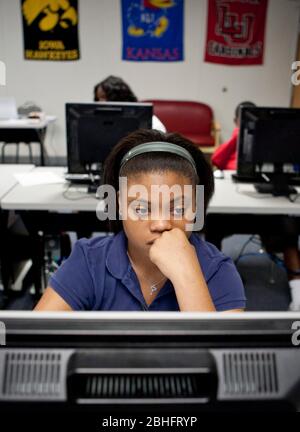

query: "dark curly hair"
(93, 75), (138, 102)
(102, 129), (214, 233)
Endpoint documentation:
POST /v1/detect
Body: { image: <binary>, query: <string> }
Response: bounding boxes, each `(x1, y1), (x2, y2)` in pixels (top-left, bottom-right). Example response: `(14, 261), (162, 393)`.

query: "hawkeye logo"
(22, 0), (77, 32)
(0, 61), (6, 86)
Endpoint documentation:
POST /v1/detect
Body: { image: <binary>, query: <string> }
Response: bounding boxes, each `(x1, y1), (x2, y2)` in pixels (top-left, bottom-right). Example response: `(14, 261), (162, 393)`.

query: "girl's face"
(119, 170), (196, 256)
(95, 86), (107, 101)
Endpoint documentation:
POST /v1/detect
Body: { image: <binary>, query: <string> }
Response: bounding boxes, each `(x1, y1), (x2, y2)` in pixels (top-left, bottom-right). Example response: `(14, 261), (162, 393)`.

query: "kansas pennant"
(122, 0), (184, 62)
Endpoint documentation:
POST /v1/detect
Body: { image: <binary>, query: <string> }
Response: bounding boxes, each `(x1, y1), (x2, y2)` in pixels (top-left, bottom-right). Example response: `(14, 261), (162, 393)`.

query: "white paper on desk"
(14, 171), (66, 186)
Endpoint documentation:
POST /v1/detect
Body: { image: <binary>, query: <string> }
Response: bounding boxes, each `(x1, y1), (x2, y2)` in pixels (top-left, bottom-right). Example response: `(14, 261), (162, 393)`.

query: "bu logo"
(0, 61), (6, 86)
(216, 4), (255, 46)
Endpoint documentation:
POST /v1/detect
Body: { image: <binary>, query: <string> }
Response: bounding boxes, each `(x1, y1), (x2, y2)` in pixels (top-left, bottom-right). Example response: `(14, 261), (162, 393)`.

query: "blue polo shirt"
(49, 230), (246, 311)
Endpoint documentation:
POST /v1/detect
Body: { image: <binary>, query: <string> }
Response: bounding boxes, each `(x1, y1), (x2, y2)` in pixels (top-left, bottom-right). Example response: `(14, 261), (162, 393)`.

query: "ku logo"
(216, 3), (255, 46)
(127, 0), (175, 38)
(22, 0), (77, 32)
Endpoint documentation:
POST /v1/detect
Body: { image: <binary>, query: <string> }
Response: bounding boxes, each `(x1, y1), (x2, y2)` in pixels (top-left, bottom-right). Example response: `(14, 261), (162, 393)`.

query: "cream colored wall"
(0, 0), (299, 157)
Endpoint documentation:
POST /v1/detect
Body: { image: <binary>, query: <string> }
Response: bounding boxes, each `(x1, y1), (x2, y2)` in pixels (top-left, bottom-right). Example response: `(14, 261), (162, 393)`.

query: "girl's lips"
(147, 238), (158, 245)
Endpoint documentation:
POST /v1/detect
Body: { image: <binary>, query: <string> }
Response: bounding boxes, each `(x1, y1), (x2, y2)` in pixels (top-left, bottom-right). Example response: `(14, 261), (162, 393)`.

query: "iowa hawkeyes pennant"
(21, 0), (80, 61)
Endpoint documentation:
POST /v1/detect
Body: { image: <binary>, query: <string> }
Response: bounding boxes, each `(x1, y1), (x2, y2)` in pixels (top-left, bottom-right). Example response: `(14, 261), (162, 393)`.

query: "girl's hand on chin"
(148, 228), (198, 283)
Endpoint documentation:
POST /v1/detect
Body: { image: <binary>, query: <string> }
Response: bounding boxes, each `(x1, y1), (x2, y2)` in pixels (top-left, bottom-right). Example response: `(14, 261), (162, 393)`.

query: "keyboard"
(231, 173), (261, 183)
(65, 173), (100, 184)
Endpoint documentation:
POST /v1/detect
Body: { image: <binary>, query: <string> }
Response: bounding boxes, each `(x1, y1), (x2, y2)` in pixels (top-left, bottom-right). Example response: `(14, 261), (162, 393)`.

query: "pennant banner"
(121, 0), (184, 62)
(21, 0), (80, 61)
(204, 0), (268, 66)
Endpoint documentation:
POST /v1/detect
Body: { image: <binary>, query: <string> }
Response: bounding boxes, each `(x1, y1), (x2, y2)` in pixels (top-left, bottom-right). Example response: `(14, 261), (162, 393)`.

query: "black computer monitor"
(235, 106), (300, 196)
(0, 311), (299, 416)
(66, 102), (153, 180)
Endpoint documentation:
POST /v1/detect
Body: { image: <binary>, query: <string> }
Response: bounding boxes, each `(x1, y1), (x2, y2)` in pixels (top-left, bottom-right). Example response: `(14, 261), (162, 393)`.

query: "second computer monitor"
(66, 102), (153, 176)
(236, 106), (300, 195)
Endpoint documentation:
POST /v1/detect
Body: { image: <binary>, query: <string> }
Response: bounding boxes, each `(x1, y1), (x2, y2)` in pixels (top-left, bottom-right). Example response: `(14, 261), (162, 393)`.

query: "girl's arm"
(34, 287), (73, 311)
(167, 250), (216, 312)
(149, 228), (216, 311)
(149, 228), (244, 312)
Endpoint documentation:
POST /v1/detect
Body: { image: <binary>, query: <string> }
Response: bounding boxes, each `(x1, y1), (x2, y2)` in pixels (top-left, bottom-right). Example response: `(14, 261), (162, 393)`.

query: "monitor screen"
(66, 102), (153, 175)
(236, 107), (300, 195)
(237, 106), (300, 178)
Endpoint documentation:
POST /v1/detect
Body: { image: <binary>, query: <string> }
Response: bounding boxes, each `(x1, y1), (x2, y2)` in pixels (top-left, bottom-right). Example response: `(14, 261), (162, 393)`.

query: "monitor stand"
(254, 173), (297, 196)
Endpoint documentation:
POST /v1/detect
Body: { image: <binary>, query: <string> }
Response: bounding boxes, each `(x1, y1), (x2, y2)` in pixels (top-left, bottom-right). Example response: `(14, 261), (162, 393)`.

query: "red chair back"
(145, 100), (215, 146)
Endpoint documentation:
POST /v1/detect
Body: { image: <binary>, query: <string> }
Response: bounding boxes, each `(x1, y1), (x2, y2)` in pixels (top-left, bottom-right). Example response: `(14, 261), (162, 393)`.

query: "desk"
(209, 171), (300, 215)
(205, 170), (300, 247)
(1, 167), (99, 213)
(3, 168), (300, 215)
(0, 164), (35, 202)
(0, 116), (56, 166)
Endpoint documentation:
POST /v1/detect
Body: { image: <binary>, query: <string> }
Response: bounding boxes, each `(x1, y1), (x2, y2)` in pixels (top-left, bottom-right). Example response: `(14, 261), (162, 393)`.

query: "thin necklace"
(127, 251), (167, 295)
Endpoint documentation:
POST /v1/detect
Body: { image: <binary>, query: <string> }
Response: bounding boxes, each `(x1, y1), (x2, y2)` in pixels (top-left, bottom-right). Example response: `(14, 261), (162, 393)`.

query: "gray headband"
(119, 141), (198, 175)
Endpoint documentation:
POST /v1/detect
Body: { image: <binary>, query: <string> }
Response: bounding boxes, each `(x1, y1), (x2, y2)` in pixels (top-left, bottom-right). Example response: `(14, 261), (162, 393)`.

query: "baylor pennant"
(21, 0), (80, 61)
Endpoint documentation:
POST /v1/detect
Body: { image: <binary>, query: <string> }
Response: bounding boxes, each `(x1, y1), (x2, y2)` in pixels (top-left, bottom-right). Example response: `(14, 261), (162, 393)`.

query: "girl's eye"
(134, 206), (149, 216)
(173, 207), (185, 216)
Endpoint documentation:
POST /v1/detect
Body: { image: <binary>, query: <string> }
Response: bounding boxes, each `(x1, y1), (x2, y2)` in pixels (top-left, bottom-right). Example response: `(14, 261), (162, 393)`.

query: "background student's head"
(234, 101), (256, 126)
(102, 129), (214, 254)
(93, 75), (138, 102)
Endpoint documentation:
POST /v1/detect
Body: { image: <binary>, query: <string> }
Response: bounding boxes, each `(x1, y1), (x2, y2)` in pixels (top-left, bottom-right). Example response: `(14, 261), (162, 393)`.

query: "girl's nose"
(149, 217), (172, 233)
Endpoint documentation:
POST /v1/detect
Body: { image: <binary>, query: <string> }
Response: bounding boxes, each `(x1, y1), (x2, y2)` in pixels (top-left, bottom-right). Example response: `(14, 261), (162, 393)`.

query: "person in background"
(93, 75), (166, 132)
(211, 101), (256, 171)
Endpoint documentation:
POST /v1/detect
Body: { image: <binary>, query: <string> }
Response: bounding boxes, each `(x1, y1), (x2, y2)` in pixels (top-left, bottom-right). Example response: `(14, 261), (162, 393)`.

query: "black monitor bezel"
(0, 312), (299, 349)
(65, 102), (153, 175)
(237, 106), (300, 180)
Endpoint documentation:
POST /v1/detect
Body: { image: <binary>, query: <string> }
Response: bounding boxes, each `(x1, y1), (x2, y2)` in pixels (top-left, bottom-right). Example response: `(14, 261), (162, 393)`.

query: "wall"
(0, 0), (299, 157)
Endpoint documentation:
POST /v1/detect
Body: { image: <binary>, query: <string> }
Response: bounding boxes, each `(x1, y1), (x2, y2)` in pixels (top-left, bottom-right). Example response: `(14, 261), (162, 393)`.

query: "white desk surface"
(0, 115), (56, 129)
(0, 164), (34, 203)
(209, 170), (300, 215)
(2, 167), (300, 215)
(1, 167), (99, 212)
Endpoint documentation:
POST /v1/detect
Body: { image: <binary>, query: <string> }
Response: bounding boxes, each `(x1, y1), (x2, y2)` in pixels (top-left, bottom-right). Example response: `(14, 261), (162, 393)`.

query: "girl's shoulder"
(77, 234), (115, 251)
(190, 233), (226, 259)
(189, 233), (235, 278)
(75, 231), (126, 264)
